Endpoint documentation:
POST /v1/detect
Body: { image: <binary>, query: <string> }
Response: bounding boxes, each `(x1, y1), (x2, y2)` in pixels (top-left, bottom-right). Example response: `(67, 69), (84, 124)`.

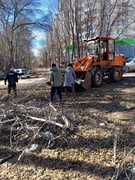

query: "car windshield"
(16, 69), (28, 73)
(22, 69), (28, 73)
(126, 58), (135, 63)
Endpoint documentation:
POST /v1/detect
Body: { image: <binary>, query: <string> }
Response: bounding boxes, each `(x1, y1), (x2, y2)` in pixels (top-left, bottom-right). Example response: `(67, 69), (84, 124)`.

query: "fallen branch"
(27, 115), (70, 129)
(49, 103), (70, 128)
(49, 103), (57, 111)
(17, 120), (46, 162)
(0, 119), (15, 124)
(14, 79), (49, 104)
(0, 108), (6, 118)
(0, 152), (18, 164)
(10, 103), (41, 110)
(61, 115), (70, 128)
(27, 115), (64, 128)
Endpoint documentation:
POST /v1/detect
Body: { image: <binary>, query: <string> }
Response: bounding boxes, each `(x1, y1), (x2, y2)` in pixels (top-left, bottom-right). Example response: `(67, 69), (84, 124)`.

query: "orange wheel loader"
(72, 36), (125, 89)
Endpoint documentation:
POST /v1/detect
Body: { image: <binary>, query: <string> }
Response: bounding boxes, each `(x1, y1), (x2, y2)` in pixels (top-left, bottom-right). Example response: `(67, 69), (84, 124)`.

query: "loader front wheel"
(109, 68), (123, 82)
(92, 69), (103, 87)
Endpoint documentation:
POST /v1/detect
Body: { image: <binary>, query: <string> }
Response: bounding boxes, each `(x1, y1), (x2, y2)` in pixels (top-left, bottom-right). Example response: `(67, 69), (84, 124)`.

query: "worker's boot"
(8, 87), (11, 96)
(14, 91), (17, 98)
(59, 99), (63, 115)
(59, 98), (63, 108)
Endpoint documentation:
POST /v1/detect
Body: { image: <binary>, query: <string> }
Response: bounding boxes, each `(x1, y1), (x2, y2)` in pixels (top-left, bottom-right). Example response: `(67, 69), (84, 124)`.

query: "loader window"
(109, 39), (115, 60)
(109, 40), (114, 53)
(100, 41), (107, 60)
(87, 40), (99, 56)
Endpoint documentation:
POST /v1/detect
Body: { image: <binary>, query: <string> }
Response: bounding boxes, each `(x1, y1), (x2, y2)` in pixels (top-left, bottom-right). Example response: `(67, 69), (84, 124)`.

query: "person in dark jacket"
(5, 68), (18, 98)
(49, 63), (66, 104)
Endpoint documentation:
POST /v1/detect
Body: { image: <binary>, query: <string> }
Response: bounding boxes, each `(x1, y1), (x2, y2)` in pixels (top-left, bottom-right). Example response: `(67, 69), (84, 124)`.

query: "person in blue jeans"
(49, 63), (66, 104)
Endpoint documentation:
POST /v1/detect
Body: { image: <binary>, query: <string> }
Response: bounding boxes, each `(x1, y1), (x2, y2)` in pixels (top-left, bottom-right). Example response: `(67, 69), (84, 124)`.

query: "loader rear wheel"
(92, 69), (103, 87)
(109, 68), (123, 82)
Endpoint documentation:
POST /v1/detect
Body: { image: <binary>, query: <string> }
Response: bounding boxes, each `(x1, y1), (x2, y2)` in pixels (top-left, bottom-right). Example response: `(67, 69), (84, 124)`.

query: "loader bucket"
(74, 71), (91, 90)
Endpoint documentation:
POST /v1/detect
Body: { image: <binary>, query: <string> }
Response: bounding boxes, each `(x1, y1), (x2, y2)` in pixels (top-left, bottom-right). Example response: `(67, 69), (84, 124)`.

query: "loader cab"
(99, 37), (115, 61)
(85, 37), (115, 61)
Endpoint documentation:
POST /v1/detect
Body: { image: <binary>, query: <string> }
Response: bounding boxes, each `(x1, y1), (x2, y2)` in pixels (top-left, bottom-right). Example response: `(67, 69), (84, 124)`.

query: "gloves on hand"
(47, 81), (51, 86)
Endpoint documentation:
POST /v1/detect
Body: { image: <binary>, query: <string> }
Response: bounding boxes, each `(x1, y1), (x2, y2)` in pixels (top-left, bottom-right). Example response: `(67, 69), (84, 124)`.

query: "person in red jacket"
(5, 68), (18, 98)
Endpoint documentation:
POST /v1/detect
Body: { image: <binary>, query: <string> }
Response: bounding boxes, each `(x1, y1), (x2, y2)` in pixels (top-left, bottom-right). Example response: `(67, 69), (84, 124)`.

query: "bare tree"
(0, 0), (52, 72)
(44, 0), (135, 65)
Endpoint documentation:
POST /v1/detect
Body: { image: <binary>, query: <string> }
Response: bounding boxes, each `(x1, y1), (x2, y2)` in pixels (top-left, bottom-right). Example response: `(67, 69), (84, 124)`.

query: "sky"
(32, 30), (46, 56)
(32, 0), (58, 56)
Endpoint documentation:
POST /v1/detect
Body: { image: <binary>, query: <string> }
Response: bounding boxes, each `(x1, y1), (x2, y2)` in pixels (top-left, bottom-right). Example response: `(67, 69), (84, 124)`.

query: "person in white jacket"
(63, 63), (76, 97)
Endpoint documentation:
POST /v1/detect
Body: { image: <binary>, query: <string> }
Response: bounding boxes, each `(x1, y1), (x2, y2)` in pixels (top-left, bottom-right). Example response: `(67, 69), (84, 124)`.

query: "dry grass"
(0, 74), (135, 180)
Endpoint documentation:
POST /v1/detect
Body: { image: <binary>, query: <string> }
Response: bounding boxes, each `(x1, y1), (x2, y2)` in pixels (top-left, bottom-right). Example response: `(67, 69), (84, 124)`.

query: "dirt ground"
(0, 72), (135, 180)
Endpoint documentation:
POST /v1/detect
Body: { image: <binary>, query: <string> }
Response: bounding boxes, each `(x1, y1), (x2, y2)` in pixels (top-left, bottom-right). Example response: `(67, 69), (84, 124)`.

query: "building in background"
(46, 0), (135, 64)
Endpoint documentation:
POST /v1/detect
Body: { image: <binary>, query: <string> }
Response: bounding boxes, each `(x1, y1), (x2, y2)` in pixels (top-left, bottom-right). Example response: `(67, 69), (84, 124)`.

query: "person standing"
(5, 68), (18, 98)
(63, 63), (76, 97)
(49, 63), (66, 104)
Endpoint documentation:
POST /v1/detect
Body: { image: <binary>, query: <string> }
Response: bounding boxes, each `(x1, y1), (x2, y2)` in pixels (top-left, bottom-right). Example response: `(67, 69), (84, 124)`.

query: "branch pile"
(0, 93), (73, 164)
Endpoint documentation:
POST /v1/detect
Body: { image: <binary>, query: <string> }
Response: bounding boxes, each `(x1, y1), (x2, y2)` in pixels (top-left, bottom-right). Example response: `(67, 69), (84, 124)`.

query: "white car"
(124, 58), (135, 72)
(21, 72), (30, 79)
(15, 68), (30, 78)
